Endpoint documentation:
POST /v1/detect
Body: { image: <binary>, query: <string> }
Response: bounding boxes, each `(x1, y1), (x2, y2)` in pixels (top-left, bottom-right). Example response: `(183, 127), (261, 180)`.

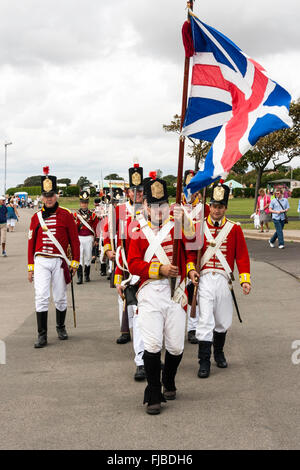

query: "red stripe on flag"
(220, 68), (269, 172)
(192, 64), (228, 91)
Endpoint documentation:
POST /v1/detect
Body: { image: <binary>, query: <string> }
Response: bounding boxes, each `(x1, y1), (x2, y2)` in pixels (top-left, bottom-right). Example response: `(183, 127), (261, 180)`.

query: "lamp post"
(4, 142), (12, 195)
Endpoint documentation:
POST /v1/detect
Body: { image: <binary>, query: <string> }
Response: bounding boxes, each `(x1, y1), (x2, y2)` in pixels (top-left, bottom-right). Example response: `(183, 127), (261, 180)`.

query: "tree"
(164, 174), (177, 186)
(163, 114), (211, 171)
(104, 173), (124, 180)
(57, 178), (71, 186)
(23, 175), (42, 186)
(243, 99), (300, 209)
(156, 169), (163, 179)
(77, 176), (91, 188)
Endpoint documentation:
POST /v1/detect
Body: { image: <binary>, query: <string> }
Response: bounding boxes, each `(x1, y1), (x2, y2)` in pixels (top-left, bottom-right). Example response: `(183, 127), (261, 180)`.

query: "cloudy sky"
(0, 0), (299, 191)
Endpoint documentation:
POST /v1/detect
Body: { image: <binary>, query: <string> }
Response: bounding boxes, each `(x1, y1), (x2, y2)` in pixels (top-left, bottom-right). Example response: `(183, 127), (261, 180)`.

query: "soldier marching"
(27, 166), (251, 415)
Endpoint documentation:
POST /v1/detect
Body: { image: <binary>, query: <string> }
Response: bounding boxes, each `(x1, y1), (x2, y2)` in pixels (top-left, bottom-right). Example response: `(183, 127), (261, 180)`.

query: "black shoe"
(91, 258), (96, 264)
(100, 263), (107, 276)
(213, 331), (228, 368)
(34, 334), (47, 348)
(134, 365), (146, 381)
(56, 309), (68, 340)
(77, 265), (83, 284)
(188, 330), (198, 344)
(84, 265), (91, 282)
(197, 341), (212, 378)
(107, 274), (111, 281)
(34, 311), (48, 348)
(116, 333), (131, 344)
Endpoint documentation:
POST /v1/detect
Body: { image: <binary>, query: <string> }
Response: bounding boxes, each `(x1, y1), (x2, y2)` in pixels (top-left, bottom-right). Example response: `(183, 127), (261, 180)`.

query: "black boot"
(84, 265), (90, 282)
(100, 263), (107, 276)
(77, 265), (83, 284)
(116, 332), (131, 344)
(188, 330), (198, 344)
(56, 309), (68, 340)
(213, 331), (228, 368)
(143, 350), (166, 415)
(134, 365), (146, 381)
(198, 341), (212, 378)
(34, 311), (48, 348)
(162, 350), (183, 400)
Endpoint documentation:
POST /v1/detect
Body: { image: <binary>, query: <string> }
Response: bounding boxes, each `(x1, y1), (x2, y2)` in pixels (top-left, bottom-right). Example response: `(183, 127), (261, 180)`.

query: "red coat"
(28, 206), (80, 271)
(73, 210), (99, 236)
(200, 215), (250, 284)
(127, 220), (197, 294)
(103, 201), (136, 255)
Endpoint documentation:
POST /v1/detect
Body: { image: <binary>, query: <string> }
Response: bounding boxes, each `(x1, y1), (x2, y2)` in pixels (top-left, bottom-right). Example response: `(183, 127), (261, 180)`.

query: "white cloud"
(0, 0), (299, 192)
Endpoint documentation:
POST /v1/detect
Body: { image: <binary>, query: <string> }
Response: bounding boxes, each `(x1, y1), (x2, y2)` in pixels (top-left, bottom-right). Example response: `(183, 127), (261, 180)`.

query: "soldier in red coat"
(188, 182), (251, 378)
(127, 177), (197, 415)
(28, 170), (80, 348)
(103, 164), (144, 346)
(73, 191), (99, 284)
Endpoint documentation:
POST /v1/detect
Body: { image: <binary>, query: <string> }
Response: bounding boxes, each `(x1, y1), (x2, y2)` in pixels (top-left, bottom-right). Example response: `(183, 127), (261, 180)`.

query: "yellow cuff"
(114, 274), (123, 286)
(103, 243), (112, 255)
(28, 264), (34, 272)
(186, 262), (196, 276)
(70, 260), (80, 269)
(149, 261), (161, 279)
(239, 273), (251, 285)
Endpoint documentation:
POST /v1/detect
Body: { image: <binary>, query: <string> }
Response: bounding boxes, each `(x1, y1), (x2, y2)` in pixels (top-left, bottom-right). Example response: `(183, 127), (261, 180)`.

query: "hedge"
(292, 188), (300, 198)
(7, 186), (41, 196)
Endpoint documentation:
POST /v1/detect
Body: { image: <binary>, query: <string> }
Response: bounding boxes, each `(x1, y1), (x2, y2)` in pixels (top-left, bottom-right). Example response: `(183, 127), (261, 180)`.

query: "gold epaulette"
(60, 206), (71, 214)
(227, 218), (239, 225)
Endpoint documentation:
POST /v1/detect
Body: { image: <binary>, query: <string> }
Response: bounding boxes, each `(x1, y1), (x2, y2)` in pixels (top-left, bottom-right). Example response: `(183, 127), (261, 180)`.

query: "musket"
(190, 187), (206, 318)
(171, 0), (194, 296)
(108, 184), (116, 288)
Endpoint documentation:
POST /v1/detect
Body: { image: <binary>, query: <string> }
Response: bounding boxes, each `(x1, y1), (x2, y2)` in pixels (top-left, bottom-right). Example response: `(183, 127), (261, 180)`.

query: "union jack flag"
(183, 12), (293, 197)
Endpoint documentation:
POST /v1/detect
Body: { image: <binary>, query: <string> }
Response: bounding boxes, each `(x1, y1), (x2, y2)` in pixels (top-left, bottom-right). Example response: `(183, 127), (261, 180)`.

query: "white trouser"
(137, 280), (186, 356)
(187, 304), (200, 332)
(118, 295), (133, 329)
(7, 219), (16, 227)
(34, 256), (67, 312)
(117, 296), (144, 366)
(79, 235), (94, 266)
(196, 272), (233, 342)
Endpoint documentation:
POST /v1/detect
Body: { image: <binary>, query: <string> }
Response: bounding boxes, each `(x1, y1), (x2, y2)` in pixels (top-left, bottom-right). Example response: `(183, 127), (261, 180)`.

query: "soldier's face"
(147, 202), (170, 225)
(210, 203), (226, 221)
(128, 189), (143, 204)
(80, 202), (89, 210)
(43, 194), (57, 208)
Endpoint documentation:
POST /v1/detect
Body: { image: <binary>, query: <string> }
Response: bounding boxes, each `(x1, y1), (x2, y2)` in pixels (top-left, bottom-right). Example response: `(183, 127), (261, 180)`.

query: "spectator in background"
(283, 187), (289, 199)
(0, 196), (8, 256)
(6, 200), (19, 232)
(256, 188), (271, 232)
(269, 188), (289, 249)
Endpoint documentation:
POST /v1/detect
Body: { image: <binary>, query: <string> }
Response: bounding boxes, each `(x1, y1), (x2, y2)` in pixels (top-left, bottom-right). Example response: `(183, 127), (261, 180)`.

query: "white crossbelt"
(76, 212), (95, 236)
(137, 214), (187, 307)
(201, 220), (234, 279)
(182, 202), (203, 221)
(37, 211), (70, 266)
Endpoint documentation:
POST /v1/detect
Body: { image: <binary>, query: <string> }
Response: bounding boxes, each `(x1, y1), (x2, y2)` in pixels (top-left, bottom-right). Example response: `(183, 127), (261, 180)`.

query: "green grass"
(58, 196), (300, 230)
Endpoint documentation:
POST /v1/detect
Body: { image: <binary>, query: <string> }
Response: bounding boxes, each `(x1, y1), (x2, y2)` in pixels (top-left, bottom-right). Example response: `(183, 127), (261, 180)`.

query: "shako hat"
(144, 173), (168, 205)
(183, 170), (195, 188)
(129, 163), (143, 190)
(41, 166), (57, 196)
(210, 181), (230, 207)
(79, 190), (90, 202)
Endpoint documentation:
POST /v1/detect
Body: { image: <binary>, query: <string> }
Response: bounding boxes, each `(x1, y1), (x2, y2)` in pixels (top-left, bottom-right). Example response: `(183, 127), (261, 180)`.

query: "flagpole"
(171, 1), (194, 296)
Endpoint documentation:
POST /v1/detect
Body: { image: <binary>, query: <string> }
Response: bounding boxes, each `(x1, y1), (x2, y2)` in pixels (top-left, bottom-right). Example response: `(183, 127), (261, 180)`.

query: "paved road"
(246, 238), (300, 280)
(0, 210), (299, 450)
